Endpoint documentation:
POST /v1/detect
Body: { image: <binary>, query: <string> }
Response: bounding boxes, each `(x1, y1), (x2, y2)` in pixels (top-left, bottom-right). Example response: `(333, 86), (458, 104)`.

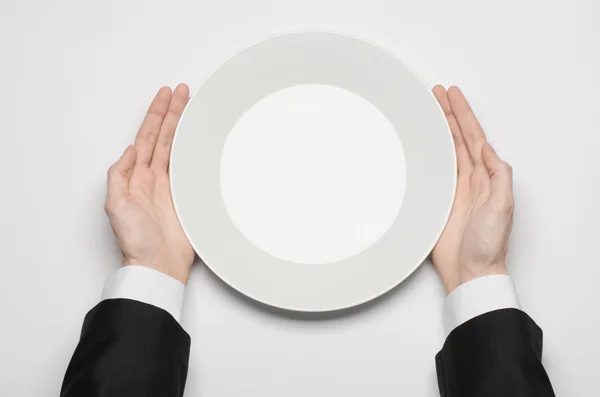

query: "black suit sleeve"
(436, 308), (555, 397)
(60, 298), (191, 397)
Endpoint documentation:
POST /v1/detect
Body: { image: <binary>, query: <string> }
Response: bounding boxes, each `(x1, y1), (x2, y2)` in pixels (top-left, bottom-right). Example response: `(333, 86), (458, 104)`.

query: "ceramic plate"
(170, 31), (456, 312)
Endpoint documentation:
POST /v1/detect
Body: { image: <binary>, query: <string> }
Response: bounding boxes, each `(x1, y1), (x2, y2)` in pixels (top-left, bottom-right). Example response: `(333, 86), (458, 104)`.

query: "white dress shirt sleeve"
(101, 266), (185, 324)
(443, 274), (520, 337)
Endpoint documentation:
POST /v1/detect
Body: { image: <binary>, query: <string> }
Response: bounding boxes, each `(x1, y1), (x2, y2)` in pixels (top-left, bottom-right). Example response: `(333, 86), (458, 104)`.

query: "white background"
(1, 0), (599, 396)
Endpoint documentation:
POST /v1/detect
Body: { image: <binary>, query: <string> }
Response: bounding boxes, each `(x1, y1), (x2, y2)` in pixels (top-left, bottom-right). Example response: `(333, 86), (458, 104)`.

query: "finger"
(447, 86), (487, 166)
(106, 145), (137, 209)
(482, 143), (514, 209)
(151, 83), (190, 172)
(134, 86), (173, 166)
(432, 85), (473, 176)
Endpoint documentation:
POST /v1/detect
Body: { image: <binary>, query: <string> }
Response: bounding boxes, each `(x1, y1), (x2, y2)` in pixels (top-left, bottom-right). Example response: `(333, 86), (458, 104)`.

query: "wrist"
(124, 259), (190, 285)
(457, 262), (508, 291)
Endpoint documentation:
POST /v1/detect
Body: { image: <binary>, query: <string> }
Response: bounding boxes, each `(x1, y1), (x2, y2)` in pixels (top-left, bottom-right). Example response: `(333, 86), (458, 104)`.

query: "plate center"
(220, 84), (406, 265)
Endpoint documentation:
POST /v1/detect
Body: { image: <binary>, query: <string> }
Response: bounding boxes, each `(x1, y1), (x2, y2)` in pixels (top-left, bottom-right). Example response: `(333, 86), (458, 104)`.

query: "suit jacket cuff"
(101, 266), (185, 323)
(443, 275), (520, 337)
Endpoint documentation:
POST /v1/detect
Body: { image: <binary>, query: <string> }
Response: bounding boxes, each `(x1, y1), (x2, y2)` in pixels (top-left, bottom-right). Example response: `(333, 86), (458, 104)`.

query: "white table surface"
(1, 1), (599, 396)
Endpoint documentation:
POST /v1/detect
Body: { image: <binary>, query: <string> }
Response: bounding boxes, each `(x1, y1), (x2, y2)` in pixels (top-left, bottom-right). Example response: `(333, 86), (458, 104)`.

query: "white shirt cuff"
(443, 275), (520, 337)
(101, 266), (185, 323)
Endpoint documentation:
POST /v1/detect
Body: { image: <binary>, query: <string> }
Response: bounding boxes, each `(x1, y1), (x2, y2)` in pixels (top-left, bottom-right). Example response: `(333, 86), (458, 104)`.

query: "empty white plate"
(170, 31), (456, 312)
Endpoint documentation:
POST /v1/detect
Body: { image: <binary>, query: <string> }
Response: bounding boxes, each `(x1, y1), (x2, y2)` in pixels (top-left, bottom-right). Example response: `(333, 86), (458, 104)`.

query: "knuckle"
(107, 164), (118, 176)
(168, 106), (184, 118)
(104, 200), (113, 215)
(142, 131), (156, 143)
(505, 197), (515, 212)
(501, 161), (513, 174)
(137, 132), (152, 145)
(452, 134), (463, 147)
(494, 195), (514, 213)
(148, 100), (168, 118)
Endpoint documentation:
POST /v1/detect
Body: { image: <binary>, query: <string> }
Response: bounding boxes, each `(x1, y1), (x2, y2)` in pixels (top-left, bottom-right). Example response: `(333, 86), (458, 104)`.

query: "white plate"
(171, 32), (456, 312)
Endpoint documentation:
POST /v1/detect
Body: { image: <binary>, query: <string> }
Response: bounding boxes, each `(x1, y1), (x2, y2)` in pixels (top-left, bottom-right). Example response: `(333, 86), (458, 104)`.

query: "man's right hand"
(431, 86), (515, 294)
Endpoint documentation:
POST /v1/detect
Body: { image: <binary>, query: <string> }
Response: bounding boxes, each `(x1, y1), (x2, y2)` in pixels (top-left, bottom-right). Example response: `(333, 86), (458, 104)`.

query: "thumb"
(106, 145), (137, 209)
(482, 143), (514, 207)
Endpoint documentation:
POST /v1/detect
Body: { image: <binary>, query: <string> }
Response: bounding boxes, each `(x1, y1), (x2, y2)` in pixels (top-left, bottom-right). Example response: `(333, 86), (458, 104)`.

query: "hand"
(104, 84), (195, 284)
(431, 86), (514, 294)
